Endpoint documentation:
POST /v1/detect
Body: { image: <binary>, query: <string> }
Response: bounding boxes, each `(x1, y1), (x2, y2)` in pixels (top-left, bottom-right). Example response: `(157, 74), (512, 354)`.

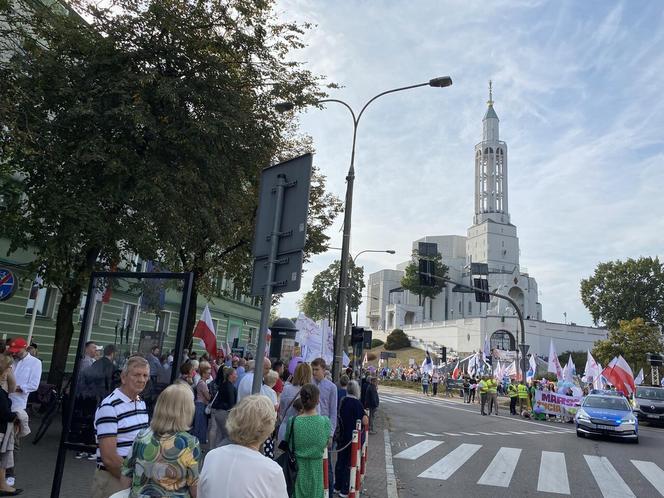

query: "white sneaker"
(6, 477), (15, 487)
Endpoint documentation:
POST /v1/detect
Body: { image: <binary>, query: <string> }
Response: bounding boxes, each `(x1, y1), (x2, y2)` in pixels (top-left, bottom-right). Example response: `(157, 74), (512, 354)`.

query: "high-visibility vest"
(486, 379), (497, 393)
(507, 384), (518, 398)
(478, 381), (488, 393)
(517, 384), (529, 399)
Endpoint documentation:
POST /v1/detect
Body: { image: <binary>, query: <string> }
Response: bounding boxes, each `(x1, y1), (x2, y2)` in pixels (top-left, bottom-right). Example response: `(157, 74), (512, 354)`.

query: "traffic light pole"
(424, 273), (526, 380)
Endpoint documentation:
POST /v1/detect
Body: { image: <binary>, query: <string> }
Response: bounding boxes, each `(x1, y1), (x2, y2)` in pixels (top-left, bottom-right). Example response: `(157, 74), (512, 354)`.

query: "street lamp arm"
(317, 99), (357, 123)
(356, 81), (430, 125)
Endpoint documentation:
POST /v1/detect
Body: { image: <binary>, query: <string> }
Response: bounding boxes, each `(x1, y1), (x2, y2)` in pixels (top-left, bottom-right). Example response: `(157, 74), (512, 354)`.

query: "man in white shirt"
(7, 337), (42, 487)
(237, 357), (271, 402)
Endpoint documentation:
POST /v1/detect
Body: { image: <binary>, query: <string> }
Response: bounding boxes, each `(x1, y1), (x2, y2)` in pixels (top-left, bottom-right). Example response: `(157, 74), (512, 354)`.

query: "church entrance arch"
(490, 329), (515, 351)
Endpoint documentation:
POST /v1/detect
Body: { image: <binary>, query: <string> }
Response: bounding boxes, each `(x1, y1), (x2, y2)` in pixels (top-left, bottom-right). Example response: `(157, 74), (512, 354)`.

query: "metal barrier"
(329, 417), (368, 497)
(348, 428), (359, 498)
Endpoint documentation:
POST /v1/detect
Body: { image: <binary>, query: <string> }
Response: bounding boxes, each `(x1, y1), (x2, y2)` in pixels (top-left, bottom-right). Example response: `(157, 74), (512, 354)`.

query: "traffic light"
(362, 329), (373, 349)
(473, 278), (490, 303)
(440, 346), (447, 363)
(351, 326), (365, 345)
(647, 353), (663, 366)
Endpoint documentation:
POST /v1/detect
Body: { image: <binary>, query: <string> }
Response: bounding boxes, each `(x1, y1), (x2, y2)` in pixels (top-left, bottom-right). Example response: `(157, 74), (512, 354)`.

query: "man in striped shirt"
(92, 355), (150, 498)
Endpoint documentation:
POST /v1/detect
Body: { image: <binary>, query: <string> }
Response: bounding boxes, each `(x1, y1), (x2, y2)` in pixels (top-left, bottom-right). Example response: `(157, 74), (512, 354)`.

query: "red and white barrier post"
(355, 420), (362, 494)
(360, 418), (368, 483)
(323, 446), (329, 498)
(348, 429), (359, 498)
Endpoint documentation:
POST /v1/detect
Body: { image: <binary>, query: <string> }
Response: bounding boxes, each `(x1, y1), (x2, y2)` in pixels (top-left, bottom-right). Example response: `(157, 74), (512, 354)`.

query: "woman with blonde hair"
(199, 395), (287, 498)
(121, 383), (200, 497)
(277, 362), (312, 443)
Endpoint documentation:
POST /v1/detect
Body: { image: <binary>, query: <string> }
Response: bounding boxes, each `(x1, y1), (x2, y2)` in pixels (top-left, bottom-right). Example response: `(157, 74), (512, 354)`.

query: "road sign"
(0, 269), (17, 302)
(380, 351), (397, 359)
(252, 154), (312, 259)
(251, 250), (304, 296)
(519, 343), (530, 356)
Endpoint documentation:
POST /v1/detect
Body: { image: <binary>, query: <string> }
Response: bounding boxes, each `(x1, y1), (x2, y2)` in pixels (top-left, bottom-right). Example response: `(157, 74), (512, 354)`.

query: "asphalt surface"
(380, 386), (664, 498)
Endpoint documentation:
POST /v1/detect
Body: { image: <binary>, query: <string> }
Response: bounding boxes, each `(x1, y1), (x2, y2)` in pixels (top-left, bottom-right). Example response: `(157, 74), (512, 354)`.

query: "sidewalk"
(361, 408), (392, 497)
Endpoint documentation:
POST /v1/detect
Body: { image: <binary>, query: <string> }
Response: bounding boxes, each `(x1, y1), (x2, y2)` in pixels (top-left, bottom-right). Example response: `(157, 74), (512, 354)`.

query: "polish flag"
(193, 305), (217, 359)
(452, 360), (461, 380)
(602, 356), (636, 394)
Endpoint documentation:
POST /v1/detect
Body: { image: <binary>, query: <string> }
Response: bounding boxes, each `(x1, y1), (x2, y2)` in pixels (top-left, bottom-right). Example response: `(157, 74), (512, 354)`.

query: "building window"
(248, 327), (256, 345)
(468, 301), (472, 314)
(78, 294), (103, 325)
(120, 303), (137, 336)
(25, 286), (56, 318)
(211, 318), (220, 335)
(490, 330), (516, 351)
(458, 300), (462, 314)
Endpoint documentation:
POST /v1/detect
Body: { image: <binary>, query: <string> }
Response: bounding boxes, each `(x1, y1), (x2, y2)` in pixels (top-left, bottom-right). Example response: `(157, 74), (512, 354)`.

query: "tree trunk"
(48, 285), (83, 389)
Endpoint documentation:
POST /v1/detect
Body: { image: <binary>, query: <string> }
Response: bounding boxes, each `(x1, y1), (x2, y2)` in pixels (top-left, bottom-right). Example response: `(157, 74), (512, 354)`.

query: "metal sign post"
(250, 154), (313, 394)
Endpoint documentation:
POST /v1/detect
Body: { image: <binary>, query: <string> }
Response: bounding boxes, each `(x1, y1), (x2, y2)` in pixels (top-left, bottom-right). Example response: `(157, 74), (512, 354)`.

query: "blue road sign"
(0, 268), (17, 302)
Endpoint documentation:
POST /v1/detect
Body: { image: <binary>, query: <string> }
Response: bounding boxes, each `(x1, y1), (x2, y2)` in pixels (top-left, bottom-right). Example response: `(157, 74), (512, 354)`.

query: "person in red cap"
(6, 337), (41, 488)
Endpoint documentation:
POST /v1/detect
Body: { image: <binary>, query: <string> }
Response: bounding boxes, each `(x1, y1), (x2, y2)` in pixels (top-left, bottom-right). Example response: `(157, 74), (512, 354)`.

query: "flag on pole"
(494, 360), (503, 380)
(601, 355), (636, 394)
(452, 360), (461, 380)
(635, 368), (644, 386)
(193, 305), (217, 359)
(583, 350), (601, 382)
(505, 361), (517, 377)
(527, 354), (537, 381)
(563, 354), (575, 382)
(483, 335), (491, 358)
(422, 349), (433, 375)
(363, 352), (368, 365)
(547, 339), (563, 380)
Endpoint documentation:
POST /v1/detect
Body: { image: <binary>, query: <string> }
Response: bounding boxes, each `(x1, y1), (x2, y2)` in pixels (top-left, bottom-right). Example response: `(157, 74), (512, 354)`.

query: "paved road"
(380, 386), (664, 498)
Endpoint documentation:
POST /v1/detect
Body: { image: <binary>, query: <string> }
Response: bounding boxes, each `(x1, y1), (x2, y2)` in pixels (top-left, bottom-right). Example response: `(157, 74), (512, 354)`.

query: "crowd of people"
(79, 345), (382, 498)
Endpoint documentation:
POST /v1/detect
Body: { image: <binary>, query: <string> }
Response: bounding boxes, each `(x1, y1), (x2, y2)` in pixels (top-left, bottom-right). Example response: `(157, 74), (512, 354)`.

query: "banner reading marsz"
(534, 390), (582, 416)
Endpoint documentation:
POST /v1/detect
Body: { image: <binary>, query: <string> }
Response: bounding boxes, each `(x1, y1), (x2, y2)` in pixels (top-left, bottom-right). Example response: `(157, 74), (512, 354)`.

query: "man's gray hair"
(122, 355), (149, 374)
(347, 380), (361, 397)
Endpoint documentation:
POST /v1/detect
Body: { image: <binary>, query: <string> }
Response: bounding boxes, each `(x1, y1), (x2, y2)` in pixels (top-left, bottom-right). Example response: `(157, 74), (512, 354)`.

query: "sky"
(274, 0), (664, 327)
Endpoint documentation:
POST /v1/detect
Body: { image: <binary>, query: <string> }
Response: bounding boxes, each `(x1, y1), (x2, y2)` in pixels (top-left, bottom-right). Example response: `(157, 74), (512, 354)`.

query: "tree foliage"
(400, 249), (448, 305)
(592, 318), (664, 374)
(0, 0), (338, 386)
(580, 257), (664, 329)
(557, 351), (587, 375)
(385, 328), (410, 350)
(297, 260), (364, 323)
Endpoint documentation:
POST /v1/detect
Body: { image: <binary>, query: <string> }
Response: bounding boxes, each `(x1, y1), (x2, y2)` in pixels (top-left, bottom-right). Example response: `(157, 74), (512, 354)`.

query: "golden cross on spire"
(488, 80), (494, 107)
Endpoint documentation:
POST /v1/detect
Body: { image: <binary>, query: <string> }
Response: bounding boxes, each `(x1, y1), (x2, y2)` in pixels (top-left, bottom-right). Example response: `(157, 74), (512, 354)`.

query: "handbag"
(276, 416), (298, 497)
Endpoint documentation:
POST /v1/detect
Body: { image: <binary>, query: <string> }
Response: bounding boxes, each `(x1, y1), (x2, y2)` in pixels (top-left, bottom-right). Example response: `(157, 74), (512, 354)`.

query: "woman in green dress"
(285, 383), (331, 498)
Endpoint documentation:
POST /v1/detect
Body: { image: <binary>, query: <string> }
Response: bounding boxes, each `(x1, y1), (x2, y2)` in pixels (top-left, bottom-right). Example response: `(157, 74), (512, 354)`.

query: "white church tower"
(467, 82), (520, 274)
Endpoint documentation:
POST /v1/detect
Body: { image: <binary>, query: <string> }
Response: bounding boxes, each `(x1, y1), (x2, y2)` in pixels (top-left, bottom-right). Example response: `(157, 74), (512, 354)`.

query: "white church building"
(366, 85), (607, 357)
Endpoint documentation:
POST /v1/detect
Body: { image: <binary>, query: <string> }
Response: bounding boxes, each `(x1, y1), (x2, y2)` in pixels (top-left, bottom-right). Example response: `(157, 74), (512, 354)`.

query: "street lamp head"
(429, 76), (453, 88)
(386, 250), (396, 254)
(274, 102), (295, 113)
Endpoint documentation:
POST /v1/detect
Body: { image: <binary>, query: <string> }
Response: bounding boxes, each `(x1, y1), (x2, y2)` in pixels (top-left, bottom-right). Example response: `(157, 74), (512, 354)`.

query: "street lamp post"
(348, 249), (395, 328)
(278, 76), (452, 382)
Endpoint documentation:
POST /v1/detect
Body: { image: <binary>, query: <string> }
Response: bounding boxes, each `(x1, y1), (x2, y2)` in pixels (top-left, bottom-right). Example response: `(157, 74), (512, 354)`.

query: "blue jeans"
(193, 401), (208, 444)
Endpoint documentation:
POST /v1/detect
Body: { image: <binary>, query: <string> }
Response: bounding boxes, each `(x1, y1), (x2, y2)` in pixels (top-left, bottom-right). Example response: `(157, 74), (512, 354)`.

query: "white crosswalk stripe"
(394, 440), (443, 460)
(418, 443), (482, 480)
(632, 460), (664, 496)
(584, 455), (636, 498)
(477, 447), (521, 488)
(538, 451), (570, 495)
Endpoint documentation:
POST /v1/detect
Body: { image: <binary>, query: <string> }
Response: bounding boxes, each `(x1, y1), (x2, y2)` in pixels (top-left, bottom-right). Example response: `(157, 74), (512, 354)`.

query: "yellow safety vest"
(517, 384), (529, 399)
(507, 384), (518, 398)
(486, 379), (497, 393)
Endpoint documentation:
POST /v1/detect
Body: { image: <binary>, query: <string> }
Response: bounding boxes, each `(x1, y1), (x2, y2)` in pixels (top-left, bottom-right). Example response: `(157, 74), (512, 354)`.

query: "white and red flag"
(635, 369), (644, 386)
(547, 339), (563, 381)
(452, 360), (461, 380)
(601, 355), (636, 394)
(193, 304), (217, 359)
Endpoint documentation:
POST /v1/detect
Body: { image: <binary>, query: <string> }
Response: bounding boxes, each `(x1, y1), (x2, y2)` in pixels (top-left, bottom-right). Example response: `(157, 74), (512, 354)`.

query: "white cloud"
(275, 0), (664, 328)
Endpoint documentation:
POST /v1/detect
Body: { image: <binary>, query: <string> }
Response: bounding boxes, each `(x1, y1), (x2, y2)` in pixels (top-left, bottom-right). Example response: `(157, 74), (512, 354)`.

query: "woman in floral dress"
(122, 383), (201, 497)
(285, 383), (331, 498)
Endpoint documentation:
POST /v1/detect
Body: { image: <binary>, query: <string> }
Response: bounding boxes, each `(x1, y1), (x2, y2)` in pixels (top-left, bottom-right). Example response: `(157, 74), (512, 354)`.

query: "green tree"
(297, 260), (364, 323)
(592, 318), (664, 374)
(400, 249), (448, 318)
(385, 328), (410, 350)
(580, 257), (664, 329)
(0, 0), (337, 386)
(557, 351), (586, 375)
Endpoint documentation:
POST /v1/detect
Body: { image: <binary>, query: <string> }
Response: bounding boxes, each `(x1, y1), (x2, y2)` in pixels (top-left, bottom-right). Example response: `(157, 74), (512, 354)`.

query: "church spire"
(483, 80), (499, 140)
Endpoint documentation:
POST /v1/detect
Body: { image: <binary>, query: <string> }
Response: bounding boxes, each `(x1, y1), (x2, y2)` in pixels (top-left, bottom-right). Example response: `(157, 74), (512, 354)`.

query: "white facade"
(366, 84), (607, 356)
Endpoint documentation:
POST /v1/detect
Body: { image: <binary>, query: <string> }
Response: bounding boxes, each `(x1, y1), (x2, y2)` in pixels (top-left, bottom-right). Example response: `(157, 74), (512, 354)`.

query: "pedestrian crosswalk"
(393, 439), (664, 496)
